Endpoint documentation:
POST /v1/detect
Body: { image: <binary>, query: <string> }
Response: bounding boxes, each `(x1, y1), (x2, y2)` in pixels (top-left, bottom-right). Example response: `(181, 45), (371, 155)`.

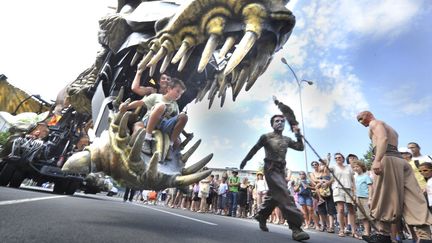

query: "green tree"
(362, 142), (374, 169)
(257, 161), (264, 172)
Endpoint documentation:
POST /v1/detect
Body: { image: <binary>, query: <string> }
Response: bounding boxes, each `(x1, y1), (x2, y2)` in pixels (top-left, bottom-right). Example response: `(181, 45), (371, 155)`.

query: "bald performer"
(357, 111), (432, 243)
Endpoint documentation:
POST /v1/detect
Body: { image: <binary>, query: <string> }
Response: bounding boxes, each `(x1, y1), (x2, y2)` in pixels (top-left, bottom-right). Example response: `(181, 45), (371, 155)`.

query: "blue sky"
(1, 0), (431, 172)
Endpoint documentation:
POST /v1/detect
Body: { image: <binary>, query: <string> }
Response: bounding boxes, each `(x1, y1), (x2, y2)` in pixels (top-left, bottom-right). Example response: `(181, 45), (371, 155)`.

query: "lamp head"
(302, 80), (314, 85)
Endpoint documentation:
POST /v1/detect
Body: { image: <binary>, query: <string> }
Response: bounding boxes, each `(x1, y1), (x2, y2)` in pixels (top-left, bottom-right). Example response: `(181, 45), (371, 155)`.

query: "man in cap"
(400, 146), (427, 191)
(239, 98), (309, 241)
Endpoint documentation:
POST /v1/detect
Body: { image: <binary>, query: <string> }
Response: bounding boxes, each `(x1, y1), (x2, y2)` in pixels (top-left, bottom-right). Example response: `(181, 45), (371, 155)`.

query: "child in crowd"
(217, 177), (228, 215)
(419, 162), (432, 213)
(191, 183), (200, 212)
(351, 160), (372, 239)
(255, 172), (268, 210)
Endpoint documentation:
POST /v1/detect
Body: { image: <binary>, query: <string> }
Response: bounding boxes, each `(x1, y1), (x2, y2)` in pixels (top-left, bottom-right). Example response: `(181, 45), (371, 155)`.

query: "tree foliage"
(362, 142), (374, 169)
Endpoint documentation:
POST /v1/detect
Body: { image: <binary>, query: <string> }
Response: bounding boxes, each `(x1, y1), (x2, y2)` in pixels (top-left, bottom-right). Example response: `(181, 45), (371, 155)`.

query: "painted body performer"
(239, 98), (309, 241)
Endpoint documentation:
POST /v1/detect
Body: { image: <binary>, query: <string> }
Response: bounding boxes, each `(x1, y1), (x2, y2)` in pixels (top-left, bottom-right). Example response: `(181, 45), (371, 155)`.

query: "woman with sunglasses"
(330, 152), (358, 238)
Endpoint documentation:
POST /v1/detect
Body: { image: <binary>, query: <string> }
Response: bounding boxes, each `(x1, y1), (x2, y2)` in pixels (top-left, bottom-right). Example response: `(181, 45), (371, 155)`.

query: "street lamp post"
(280, 58), (313, 173)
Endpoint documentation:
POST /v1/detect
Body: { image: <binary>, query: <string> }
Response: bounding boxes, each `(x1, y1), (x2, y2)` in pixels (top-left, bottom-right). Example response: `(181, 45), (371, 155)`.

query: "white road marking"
(0, 195), (67, 206)
(135, 204), (217, 226)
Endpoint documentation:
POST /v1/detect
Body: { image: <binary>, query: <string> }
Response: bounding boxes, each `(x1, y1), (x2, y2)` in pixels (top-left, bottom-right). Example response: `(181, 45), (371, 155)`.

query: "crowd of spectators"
(122, 143), (431, 243)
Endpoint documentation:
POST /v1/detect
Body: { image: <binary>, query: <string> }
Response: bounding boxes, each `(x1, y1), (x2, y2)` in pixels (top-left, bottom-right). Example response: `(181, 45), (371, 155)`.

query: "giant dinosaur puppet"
(61, 0), (296, 190)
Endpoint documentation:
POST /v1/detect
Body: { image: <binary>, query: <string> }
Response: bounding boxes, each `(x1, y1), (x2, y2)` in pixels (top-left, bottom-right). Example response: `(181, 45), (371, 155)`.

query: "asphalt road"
(0, 186), (392, 243)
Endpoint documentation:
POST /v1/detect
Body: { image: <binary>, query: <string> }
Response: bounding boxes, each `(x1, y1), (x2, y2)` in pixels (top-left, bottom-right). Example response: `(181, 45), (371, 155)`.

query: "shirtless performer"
(357, 111), (432, 243)
(239, 98), (309, 241)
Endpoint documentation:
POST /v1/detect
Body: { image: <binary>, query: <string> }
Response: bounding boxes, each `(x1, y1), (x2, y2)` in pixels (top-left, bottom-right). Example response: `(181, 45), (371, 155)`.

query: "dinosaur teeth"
(233, 69), (248, 101)
(129, 129), (145, 163)
(208, 95), (215, 109)
(245, 69), (260, 91)
(138, 50), (154, 72)
(220, 87), (227, 107)
(196, 80), (211, 102)
(230, 69), (239, 86)
(178, 47), (194, 72)
(218, 36), (236, 59)
(174, 169), (212, 187)
(181, 139), (201, 163)
(217, 75), (227, 97)
(149, 64), (156, 77)
(207, 78), (218, 108)
(148, 47), (166, 67)
(172, 41), (189, 64)
(224, 31), (257, 76)
(182, 154), (213, 175)
(160, 51), (174, 73)
(198, 34), (219, 73)
(130, 52), (142, 66)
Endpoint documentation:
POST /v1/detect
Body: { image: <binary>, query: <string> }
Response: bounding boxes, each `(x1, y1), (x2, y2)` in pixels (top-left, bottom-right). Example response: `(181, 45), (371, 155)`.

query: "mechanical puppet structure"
(60, 0), (296, 191)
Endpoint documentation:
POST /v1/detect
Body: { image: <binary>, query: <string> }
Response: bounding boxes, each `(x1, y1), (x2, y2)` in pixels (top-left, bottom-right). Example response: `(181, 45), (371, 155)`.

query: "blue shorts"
(143, 115), (178, 136)
(298, 195), (313, 206)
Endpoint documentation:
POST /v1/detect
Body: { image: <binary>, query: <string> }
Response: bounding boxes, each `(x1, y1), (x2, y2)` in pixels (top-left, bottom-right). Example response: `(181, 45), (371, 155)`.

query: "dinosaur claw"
(129, 129), (145, 163)
(181, 139), (201, 163)
(146, 152), (160, 179)
(118, 111), (131, 138)
(175, 170), (212, 187)
(182, 154), (213, 175)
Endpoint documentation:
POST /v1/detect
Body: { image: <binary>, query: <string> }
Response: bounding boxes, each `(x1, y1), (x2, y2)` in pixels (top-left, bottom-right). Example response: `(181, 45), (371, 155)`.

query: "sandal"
(327, 227), (334, 233)
(338, 231), (345, 237)
(353, 233), (362, 240)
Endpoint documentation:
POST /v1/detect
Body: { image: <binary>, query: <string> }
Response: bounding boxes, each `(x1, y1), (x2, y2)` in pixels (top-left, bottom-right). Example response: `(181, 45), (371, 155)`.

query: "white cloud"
(383, 85), (432, 115)
(400, 97), (432, 115)
(341, 0), (422, 39)
(299, 0), (425, 49)
(209, 136), (233, 151)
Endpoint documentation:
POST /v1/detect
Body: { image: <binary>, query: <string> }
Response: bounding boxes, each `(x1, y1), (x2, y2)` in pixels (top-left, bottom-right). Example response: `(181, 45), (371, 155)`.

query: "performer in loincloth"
(357, 111), (432, 243)
(239, 97), (309, 241)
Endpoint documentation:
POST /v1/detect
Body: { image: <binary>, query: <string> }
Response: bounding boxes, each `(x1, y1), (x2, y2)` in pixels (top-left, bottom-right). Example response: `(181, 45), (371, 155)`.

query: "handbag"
(319, 187), (331, 198)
